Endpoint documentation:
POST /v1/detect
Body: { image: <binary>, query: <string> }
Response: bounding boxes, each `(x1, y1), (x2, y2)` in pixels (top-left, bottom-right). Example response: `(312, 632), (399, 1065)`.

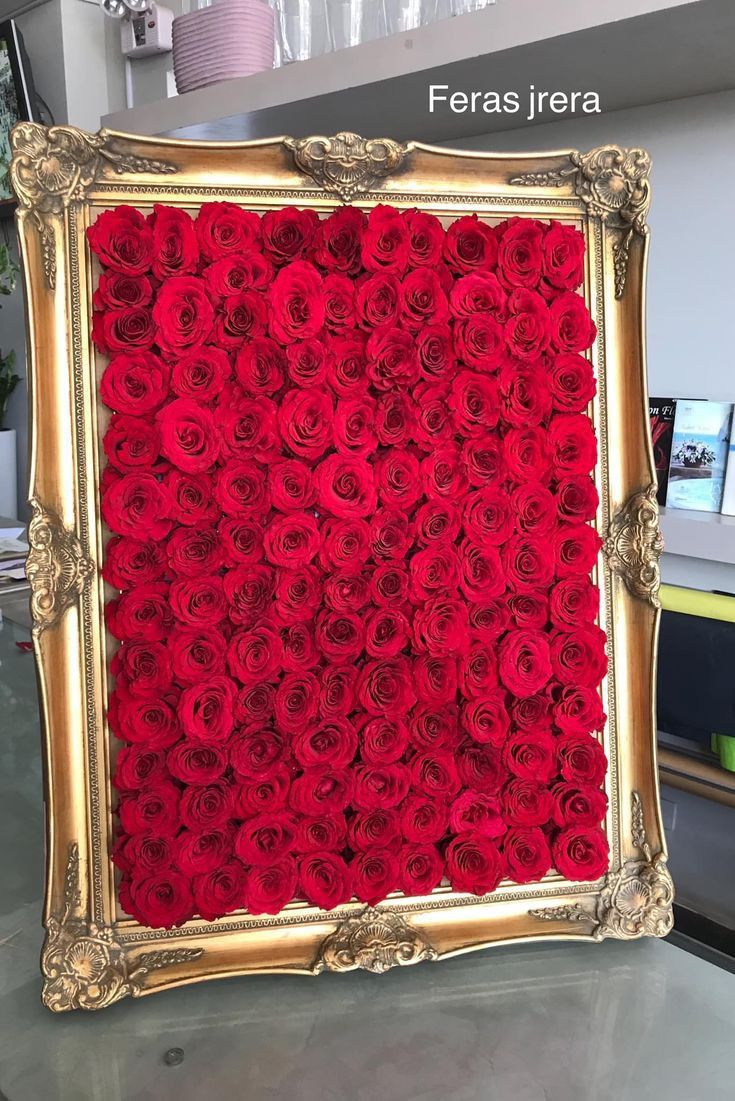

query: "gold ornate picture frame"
(11, 125), (671, 1012)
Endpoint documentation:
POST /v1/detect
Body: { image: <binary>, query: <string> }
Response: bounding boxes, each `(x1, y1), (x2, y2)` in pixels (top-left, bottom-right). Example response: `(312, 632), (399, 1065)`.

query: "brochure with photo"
(649, 397), (676, 506)
(665, 399), (733, 513)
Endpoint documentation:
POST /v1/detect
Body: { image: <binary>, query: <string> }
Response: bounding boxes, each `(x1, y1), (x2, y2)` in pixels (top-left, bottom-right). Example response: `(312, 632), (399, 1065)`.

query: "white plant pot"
(0, 429), (18, 519)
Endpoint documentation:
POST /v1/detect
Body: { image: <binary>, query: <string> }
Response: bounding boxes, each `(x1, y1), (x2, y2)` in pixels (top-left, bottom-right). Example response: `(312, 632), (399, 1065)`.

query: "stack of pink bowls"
(172, 0), (275, 95)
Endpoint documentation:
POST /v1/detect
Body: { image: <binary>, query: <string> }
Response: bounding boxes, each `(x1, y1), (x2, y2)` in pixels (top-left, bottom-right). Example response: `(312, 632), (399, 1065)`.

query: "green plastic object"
(711, 734), (735, 772)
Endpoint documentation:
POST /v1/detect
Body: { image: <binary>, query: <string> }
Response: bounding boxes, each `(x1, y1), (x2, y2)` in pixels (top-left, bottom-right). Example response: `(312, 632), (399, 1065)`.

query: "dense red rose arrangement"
(90, 199), (609, 929)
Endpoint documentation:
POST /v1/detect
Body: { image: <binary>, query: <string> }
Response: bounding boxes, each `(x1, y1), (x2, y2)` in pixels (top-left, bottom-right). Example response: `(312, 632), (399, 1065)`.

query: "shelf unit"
(660, 507), (735, 567)
(101, 0), (735, 141)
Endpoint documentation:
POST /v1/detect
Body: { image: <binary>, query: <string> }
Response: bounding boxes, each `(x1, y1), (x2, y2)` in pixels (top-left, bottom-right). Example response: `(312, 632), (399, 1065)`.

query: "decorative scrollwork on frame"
(510, 145), (652, 297)
(314, 907), (437, 974)
(42, 844), (203, 1012)
(10, 122), (177, 286)
(604, 484), (663, 608)
(529, 792), (673, 940)
(26, 497), (95, 636)
(284, 132), (412, 202)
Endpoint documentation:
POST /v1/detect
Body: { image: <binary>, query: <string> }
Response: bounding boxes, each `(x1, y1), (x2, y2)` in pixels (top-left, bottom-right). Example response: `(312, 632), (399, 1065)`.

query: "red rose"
(334, 396), (377, 457)
(320, 518), (370, 570)
(112, 745), (166, 792)
(104, 536), (165, 590)
(550, 353), (596, 412)
(156, 399), (221, 473)
(414, 596), (471, 656)
(503, 827), (552, 883)
(235, 812), (295, 866)
(111, 693), (180, 749)
(405, 210), (444, 267)
(264, 511), (320, 567)
(410, 705), (460, 751)
(503, 729), (557, 784)
(508, 591), (548, 629)
(119, 780), (180, 836)
(127, 871), (194, 928)
(416, 323), (456, 382)
(315, 610), (364, 662)
(556, 475), (599, 522)
(167, 741), (227, 785)
(244, 859), (298, 915)
(170, 576), (227, 627)
(459, 540), (504, 602)
(171, 346), (231, 401)
(166, 526), (222, 578)
(149, 204), (199, 279)
(413, 655), (458, 705)
(457, 742), (507, 794)
(294, 815), (347, 854)
(511, 482), (557, 535)
(174, 829), (234, 876)
(497, 218), (544, 288)
(370, 508), (413, 561)
(180, 781), (234, 831)
(153, 276), (214, 354)
(450, 272), (506, 320)
(115, 639), (171, 697)
(551, 627), (607, 687)
(286, 338), (328, 388)
(320, 664), (356, 716)
(166, 471), (219, 527)
(461, 691), (510, 747)
(278, 386), (333, 460)
(357, 657), (416, 715)
(269, 260), (324, 344)
(315, 453), (377, 519)
(353, 763), (411, 810)
(549, 576), (599, 629)
(364, 607), (409, 659)
(444, 214), (497, 275)
(503, 426), (552, 483)
(106, 583), (172, 643)
(400, 794), (448, 843)
(459, 643), (498, 697)
(103, 414), (161, 473)
(93, 305), (155, 354)
(214, 460), (269, 518)
(274, 565), (321, 624)
(512, 692), (552, 730)
(462, 435), (505, 486)
(366, 326), (419, 390)
(229, 727), (286, 778)
(323, 272), (356, 330)
(549, 292), (597, 353)
(87, 206), (152, 274)
(412, 383), (454, 450)
(94, 271), (152, 314)
(352, 847), (399, 905)
(218, 518), (263, 566)
(503, 290), (551, 362)
(274, 671), (320, 733)
(349, 808), (401, 851)
(100, 352), (169, 415)
(551, 781), (608, 828)
(289, 768), (353, 816)
(554, 523), (602, 577)
(553, 686), (607, 736)
(327, 335), (369, 397)
(294, 719), (357, 770)
(227, 624), (282, 683)
(195, 201), (260, 260)
(179, 676), (236, 742)
(557, 732), (607, 786)
(552, 826), (609, 881)
(454, 317), (505, 373)
(269, 460), (314, 512)
(449, 790), (505, 839)
(214, 290), (268, 348)
(449, 370), (500, 437)
(401, 268), (449, 330)
(446, 832), (503, 895)
(370, 563), (409, 606)
(313, 205), (366, 274)
(203, 251), (274, 296)
(102, 472), (172, 540)
(375, 451), (420, 511)
(299, 852), (352, 910)
(542, 222), (585, 291)
(399, 844), (444, 895)
(502, 534), (555, 592)
(549, 414), (597, 477)
(361, 204), (410, 274)
(501, 779), (553, 827)
(235, 336), (286, 395)
(410, 750), (460, 798)
(467, 597), (511, 643)
(360, 717), (409, 765)
(281, 621), (319, 671)
(193, 860), (246, 921)
(115, 834), (172, 877)
(421, 445), (467, 500)
(261, 206), (319, 265)
(356, 271), (402, 329)
(236, 684), (277, 730)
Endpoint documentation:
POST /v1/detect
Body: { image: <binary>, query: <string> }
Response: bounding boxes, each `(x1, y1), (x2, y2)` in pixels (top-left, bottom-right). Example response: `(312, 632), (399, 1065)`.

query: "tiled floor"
(1, 615), (734, 1101)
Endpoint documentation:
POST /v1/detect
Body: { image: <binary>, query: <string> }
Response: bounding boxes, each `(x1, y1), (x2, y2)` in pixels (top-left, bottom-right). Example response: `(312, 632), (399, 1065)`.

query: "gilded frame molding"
(11, 125), (670, 1011)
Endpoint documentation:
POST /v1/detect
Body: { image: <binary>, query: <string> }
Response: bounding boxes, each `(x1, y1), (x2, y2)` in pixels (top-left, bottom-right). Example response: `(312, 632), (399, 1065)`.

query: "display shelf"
(660, 507), (735, 566)
(101, 0), (735, 140)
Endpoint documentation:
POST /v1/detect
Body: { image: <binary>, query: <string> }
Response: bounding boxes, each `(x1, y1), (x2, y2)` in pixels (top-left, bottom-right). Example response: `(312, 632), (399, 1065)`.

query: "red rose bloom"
(503, 827), (552, 883)
(269, 260), (324, 344)
(446, 832), (503, 895)
(128, 871), (194, 928)
(149, 204), (199, 279)
(357, 657), (415, 715)
(549, 292), (597, 353)
(405, 210), (444, 267)
(449, 790), (505, 839)
(100, 352), (169, 415)
(557, 732), (608, 786)
(497, 218), (544, 288)
(153, 275), (214, 354)
(556, 475), (599, 522)
(193, 860), (246, 922)
(503, 729), (557, 784)
(551, 626), (607, 687)
(361, 204), (410, 275)
(498, 630), (552, 698)
(352, 847), (399, 905)
(261, 206), (319, 265)
(299, 851), (352, 910)
(399, 844), (444, 895)
(93, 305), (155, 354)
(444, 214), (497, 275)
(550, 353), (596, 412)
(313, 205), (366, 274)
(315, 453), (377, 519)
(542, 222), (586, 291)
(366, 326), (419, 390)
(87, 206), (153, 274)
(554, 686), (607, 736)
(102, 472), (172, 540)
(501, 779), (553, 827)
(244, 859), (298, 915)
(551, 781), (608, 828)
(552, 826), (609, 881)
(195, 201), (260, 260)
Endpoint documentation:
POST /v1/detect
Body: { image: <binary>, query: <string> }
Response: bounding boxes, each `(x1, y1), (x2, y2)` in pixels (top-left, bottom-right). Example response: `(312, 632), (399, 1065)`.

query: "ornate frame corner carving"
(529, 793), (673, 940)
(314, 906), (437, 974)
(42, 844), (203, 1012)
(604, 485), (663, 608)
(25, 497), (94, 636)
(9, 122), (177, 287)
(510, 144), (652, 297)
(284, 132), (413, 201)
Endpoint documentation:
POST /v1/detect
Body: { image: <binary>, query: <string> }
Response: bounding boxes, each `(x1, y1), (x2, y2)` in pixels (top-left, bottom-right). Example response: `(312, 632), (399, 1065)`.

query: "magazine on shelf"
(665, 399), (733, 513)
(649, 398), (677, 506)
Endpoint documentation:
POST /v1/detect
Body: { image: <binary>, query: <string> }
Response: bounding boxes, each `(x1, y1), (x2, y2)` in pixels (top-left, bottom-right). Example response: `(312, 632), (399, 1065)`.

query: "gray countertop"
(0, 618), (733, 1101)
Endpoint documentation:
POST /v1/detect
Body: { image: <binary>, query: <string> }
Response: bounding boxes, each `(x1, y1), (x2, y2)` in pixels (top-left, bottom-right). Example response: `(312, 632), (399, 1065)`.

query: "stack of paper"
(0, 535), (29, 585)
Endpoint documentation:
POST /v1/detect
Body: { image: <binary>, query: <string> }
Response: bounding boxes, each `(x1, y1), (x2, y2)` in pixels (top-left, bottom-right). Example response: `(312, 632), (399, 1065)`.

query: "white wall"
(444, 89), (735, 405)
